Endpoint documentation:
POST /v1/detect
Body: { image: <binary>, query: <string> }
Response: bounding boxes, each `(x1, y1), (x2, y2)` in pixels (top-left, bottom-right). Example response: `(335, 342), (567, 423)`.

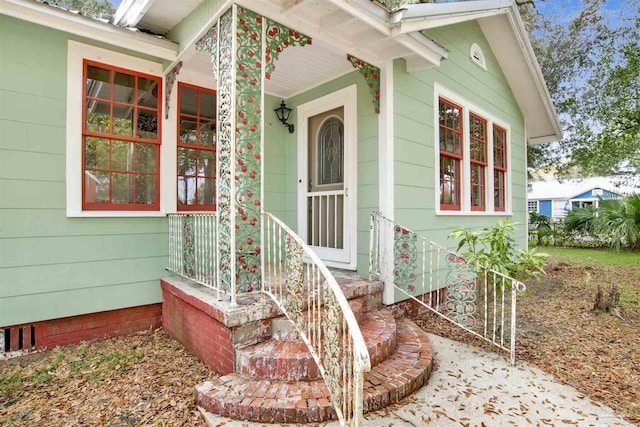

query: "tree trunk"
(593, 283), (623, 319)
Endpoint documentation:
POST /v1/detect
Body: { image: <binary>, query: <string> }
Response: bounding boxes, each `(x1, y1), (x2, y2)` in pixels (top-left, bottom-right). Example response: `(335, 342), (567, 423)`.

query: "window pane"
(85, 171), (109, 203)
(112, 140), (134, 171)
(317, 117), (344, 185)
(112, 173), (134, 204)
(199, 91), (216, 119)
(85, 137), (110, 170)
(136, 143), (157, 173)
(135, 174), (156, 204)
(137, 77), (158, 108)
(113, 71), (135, 105)
(178, 176), (197, 205)
(137, 109), (158, 140)
(179, 86), (198, 116)
(86, 66), (111, 100)
(197, 178), (215, 205)
(180, 118), (197, 145)
(198, 150), (215, 177)
(440, 156), (459, 205)
(199, 120), (216, 147)
(85, 101), (111, 134)
(178, 147), (196, 175)
(112, 104), (134, 137)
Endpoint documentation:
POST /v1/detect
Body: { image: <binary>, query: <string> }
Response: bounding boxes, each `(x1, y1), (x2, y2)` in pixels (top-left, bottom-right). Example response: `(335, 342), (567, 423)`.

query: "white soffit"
(137, 0), (206, 35)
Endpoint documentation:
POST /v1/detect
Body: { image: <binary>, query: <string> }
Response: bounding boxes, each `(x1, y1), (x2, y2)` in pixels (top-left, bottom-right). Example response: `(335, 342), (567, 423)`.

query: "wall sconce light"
(274, 100), (294, 134)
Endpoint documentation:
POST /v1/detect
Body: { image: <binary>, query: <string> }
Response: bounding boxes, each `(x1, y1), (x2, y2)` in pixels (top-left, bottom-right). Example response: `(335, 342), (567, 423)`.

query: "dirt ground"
(1, 259), (639, 426)
(0, 330), (213, 426)
(415, 259), (640, 425)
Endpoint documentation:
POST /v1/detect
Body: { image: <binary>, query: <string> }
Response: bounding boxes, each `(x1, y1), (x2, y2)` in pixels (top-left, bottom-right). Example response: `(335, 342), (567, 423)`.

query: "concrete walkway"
(201, 334), (634, 427)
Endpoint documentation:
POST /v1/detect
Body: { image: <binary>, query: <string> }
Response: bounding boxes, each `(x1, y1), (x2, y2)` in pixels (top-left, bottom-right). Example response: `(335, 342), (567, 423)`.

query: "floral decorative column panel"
(195, 6), (312, 297)
(393, 226), (417, 294)
(164, 61), (182, 119)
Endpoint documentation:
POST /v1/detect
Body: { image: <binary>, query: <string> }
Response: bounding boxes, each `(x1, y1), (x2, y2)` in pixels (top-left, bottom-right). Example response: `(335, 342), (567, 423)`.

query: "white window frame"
(66, 40), (168, 217)
(528, 200), (539, 213)
(434, 83), (512, 216)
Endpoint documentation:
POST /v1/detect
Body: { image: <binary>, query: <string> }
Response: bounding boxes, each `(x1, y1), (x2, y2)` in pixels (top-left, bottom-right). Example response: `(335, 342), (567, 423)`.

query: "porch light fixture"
(274, 100), (294, 133)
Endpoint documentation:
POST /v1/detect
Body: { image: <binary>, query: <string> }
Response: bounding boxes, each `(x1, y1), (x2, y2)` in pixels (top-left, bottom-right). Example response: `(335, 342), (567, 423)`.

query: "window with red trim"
(438, 98), (463, 210)
(177, 83), (217, 210)
(82, 61), (161, 210)
(493, 125), (507, 211)
(469, 113), (487, 211)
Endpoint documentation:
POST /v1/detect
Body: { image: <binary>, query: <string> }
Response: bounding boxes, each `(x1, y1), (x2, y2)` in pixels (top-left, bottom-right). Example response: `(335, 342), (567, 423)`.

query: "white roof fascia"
(113, 0), (157, 27)
(503, 7), (562, 143)
(388, 0), (562, 144)
(1, 0), (178, 61)
(390, 0), (511, 35)
(395, 32), (448, 67)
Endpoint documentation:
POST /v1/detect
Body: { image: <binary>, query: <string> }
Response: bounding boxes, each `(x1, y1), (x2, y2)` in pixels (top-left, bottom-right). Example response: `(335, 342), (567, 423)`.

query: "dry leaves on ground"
(1, 329), (215, 426)
(415, 259), (640, 425)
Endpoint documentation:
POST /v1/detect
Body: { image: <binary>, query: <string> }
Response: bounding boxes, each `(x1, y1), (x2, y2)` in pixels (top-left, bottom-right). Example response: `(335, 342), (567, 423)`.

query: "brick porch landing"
(161, 271), (434, 424)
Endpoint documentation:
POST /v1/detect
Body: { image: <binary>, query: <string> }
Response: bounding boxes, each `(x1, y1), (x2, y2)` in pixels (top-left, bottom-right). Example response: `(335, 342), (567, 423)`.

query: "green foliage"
(563, 195), (640, 250)
(449, 219), (548, 287)
(526, 0), (640, 176)
(37, 0), (115, 18)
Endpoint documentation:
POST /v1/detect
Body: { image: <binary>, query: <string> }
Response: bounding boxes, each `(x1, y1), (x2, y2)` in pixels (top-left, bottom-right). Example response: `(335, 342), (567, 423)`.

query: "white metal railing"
(307, 190), (345, 249)
(167, 213), (221, 299)
(262, 212), (371, 425)
(167, 211), (370, 424)
(369, 211), (526, 365)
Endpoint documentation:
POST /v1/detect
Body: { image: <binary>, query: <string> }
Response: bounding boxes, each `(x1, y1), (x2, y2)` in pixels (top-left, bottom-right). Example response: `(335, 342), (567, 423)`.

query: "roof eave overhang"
(1, 0), (179, 61)
(391, 0), (563, 144)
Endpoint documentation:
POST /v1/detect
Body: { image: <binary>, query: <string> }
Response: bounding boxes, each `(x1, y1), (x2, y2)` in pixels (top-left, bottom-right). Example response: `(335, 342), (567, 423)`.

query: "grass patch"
(539, 246), (640, 310)
(540, 246), (640, 267)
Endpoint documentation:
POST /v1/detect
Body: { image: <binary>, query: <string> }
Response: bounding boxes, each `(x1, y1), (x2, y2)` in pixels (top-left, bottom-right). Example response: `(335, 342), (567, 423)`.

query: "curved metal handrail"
(262, 212), (371, 425)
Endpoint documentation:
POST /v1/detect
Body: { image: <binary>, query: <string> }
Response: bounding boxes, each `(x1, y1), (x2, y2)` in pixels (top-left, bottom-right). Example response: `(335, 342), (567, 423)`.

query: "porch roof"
(116, 0), (561, 144)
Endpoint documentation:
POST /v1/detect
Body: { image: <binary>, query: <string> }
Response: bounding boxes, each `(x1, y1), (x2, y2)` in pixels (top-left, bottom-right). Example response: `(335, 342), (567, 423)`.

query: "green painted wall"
(393, 21), (528, 244)
(283, 71), (380, 275)
(391, 21), (528, 301)
(0, 16), (167, 327)
(263, 94), (288, 220)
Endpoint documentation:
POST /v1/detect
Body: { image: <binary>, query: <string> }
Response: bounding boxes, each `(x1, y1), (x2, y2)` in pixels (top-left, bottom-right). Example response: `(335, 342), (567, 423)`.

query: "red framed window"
(438, 98), (463, 210)
(177, 83), (217, 210)
(469, 113), (487, 211)
(82, 60), (161, 210)
(493, 125), (507, 211)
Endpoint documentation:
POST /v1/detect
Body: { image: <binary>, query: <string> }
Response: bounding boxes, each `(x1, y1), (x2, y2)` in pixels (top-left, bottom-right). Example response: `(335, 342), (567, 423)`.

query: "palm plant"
(597, 195), (640, 250)
(565, 195), (640, 250)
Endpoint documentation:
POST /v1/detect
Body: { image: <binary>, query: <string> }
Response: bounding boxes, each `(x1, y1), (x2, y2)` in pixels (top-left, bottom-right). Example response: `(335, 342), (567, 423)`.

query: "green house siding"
(285, 71), (380, 275)
(392, 21), (528, 247)
(0, 17), (167, 327)
(263, 94), (289, 221)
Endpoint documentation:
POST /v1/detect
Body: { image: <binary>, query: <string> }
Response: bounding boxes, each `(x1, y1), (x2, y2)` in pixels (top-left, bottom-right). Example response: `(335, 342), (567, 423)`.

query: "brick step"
(363, 318), (434, 413)
(195, 375), (336, 424)
(196, 318), (433, 424)
(236, 308), (397, 381)
(271, 298), (365, 341)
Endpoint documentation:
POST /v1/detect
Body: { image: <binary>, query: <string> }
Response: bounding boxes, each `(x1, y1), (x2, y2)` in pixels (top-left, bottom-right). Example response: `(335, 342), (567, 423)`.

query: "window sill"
(66, 210), (168, 218)
(435, 210), (513, 217)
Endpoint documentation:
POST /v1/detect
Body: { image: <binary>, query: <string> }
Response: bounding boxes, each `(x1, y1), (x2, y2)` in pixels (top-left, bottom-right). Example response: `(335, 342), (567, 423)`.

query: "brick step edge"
(363, 318), (434, 413)
(236, 308), (397, 381)
(196, 318), (434, 424)
(195, 376), (337, 424)
(270, 298), (365, 341)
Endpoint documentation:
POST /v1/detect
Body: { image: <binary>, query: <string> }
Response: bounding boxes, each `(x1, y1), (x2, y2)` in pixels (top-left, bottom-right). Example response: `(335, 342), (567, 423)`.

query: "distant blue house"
(528, 176), (640, 220)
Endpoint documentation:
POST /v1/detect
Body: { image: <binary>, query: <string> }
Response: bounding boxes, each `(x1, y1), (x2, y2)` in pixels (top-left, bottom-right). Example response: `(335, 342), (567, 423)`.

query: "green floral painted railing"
(261, 212), (371, 426)
(167, 211), (371, 425)
(369, 211), (526, 365)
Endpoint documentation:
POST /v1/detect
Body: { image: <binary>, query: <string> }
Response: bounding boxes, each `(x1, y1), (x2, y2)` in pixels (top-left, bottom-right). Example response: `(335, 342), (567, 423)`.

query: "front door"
(297, 86), (357, 269)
